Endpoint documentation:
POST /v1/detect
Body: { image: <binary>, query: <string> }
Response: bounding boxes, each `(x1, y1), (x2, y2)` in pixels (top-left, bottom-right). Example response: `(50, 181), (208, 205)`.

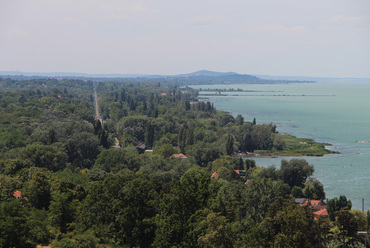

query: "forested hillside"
(0, 78), (368, 247)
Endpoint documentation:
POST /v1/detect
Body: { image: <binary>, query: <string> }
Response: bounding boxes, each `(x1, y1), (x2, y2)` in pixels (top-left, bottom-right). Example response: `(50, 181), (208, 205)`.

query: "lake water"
(192, 81), (370, 211)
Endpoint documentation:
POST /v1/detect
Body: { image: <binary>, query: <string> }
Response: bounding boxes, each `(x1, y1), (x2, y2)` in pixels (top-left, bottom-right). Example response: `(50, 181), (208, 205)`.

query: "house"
(234, 170), (246, 176)
(211, 171), (219, 179)
(296, 198), (328, 220)
(13, 190), (22, 199)
(295, 198), (307, 205)
(244, 179), (253, 184)
(136, 141), (146, 149)
(304, 199), (326, 210)
(313, 208), (328, 219)
(171, 153), (188, 159)
(295, 198), (326, 210)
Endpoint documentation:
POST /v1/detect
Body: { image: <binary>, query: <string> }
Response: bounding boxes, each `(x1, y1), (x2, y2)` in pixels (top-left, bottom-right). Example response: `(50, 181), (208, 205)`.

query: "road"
(94, 86), (120, 148)
(94, 87), (102, 124)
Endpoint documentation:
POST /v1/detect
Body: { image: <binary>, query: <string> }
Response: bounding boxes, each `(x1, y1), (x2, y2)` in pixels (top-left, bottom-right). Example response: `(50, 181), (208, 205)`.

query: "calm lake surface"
(192, 80), (370, 210)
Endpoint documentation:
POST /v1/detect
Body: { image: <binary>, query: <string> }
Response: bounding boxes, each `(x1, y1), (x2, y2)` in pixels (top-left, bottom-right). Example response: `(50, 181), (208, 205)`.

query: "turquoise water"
(193, 81), (370, 210)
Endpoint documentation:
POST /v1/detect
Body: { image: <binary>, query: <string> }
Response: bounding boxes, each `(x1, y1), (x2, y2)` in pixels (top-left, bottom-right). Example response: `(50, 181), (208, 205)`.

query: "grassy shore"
(255, 134), (339, 157)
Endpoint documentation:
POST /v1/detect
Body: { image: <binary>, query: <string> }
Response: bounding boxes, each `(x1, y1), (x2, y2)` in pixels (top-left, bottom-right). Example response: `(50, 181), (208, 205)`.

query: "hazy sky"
(1, 0), (370, 77)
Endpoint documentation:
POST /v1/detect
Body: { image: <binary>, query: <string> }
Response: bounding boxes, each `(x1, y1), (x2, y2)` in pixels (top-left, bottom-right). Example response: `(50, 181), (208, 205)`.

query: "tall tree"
(0, 200), (32, 248)
(280, 159), (314, 188)
(27, 170), (51, 210)
(326, 195), (352, 221)
(225, 134), (234, 155)
(335, 210), (358, 246)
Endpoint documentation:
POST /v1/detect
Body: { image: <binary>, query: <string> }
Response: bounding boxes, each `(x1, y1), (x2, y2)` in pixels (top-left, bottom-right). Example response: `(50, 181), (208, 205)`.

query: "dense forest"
(0, 77), (368, 248)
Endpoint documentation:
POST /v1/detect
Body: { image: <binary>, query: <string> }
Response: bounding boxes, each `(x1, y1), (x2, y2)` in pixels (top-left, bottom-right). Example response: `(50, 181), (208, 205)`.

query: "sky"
(1, 0), (370, 78)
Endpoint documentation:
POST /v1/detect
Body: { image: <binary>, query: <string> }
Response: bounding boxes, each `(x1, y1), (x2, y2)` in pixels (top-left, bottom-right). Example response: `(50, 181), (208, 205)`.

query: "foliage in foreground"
(0, 78), (367, 247)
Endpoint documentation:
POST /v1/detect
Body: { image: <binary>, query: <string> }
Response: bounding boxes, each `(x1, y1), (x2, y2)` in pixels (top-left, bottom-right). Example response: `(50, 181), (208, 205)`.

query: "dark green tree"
(145, 122), (155, 148)
(335, 210), (359, 246)
(93, 148), (141, 173)
(280, 159), (314, 188)
(326, 195), (352, 221)
(245, 159), (256, 170)
(291, 186), (304, 198)
(303, 178), (325, 200)
(235, 114), (244, 126)
(21, 143), (68, 171)
(27, 170), (51, 210)
(271, 201), (320, 248)
(153, 167), (211, 247)
(225, 134), (234, 155)
(196, 212), (234, 247)
(0, 200), (33, 248)
(48, 193), (79, 234)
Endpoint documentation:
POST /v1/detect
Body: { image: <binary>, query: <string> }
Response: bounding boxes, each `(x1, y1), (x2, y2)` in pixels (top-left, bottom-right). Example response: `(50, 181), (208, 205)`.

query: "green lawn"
(255, 134), (339, 156)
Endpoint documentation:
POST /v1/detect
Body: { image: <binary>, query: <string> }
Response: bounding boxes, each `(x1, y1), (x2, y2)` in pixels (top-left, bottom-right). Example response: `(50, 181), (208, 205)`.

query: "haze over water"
(193, 80), (370, 210)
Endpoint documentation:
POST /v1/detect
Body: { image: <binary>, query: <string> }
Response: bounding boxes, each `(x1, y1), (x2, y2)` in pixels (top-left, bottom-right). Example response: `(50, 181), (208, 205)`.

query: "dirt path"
(94, 87), (102, 124)
(94, 87), (121, 148)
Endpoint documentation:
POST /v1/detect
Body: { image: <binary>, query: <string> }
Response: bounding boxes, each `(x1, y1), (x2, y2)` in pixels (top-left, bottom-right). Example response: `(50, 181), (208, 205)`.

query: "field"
(255, 134), (339, 157)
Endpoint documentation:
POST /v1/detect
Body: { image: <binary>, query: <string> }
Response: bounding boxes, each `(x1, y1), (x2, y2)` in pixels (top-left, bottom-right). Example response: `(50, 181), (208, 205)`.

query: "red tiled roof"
(234, 170), (240, 174)
(304, 199), (324, 207)
(314, 208), (328, 216)
(13, 190), (21, 199)
(211, 171), (219, 179)
(244, 179), (253, 184)
(304, 199), (326, 210)
(171, 153), (188, 159)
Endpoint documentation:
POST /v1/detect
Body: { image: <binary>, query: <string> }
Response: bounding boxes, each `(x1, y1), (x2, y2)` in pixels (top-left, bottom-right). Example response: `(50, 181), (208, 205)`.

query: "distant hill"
(177, 70), (238, 77)
(0, 70), (316, 85)
(0, 71), (146, 78)
(164, 70), (315, 85)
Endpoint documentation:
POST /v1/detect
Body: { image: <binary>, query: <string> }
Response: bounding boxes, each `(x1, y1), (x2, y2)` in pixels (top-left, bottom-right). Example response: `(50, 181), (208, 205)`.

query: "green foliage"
(235, 114), (244, 126)
(154, 143), (178, 158)
(326, 195), (353, 221)
(186, 141), (221, 166)
(275, 134), (338, 156)
(78, 174), (156, 247)
(350, 209), (367, 231)
(225, 134), (234, 155)
(291, 185), (304, 198)
(28, 208), (50, 244)
(271, 201), (320, 248)
(20, 142), (68, 171)
(335, 210), (359, 246)
(0, 174), (22, 201)
(0, 158), (30, 175)
(303, 178), (325, 200)
(0, 200), (34, 248)
(54, 169), (89, 187)
(196, 212), (234, 247)
(51, 233), (98, 248)
(48, 193), (79, 234)
(244, 177), (291, 223)
(0, 78), (344, 247)
(93, 147), (141, 173)
(66, 132), (100, 168)
(280, 159), (314, 188)
(27, 169), (51, 210)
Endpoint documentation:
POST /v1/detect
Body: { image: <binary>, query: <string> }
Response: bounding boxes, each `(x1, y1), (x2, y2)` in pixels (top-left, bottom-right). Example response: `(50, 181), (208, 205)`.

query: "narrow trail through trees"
(94, 87), (102, 124)
(94, 86), (120, 148)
